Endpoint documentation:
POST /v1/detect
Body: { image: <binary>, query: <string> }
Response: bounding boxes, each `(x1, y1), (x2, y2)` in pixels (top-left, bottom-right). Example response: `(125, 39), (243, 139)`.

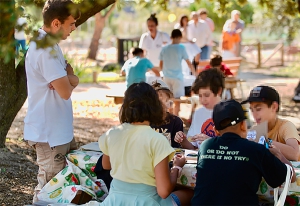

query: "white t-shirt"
(187, 107), (216, 147)
(187, 20), (212, 48)
(139, 31), (171, 66)
(15, 17), (27, 40)
(24, 29), (73, 147)
(181, 42), (201, 86)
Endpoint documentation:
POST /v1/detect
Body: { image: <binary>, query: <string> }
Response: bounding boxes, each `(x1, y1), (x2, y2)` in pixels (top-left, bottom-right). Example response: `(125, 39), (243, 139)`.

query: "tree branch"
(75, 0), (116, 27)
(104, 3), (116, 18)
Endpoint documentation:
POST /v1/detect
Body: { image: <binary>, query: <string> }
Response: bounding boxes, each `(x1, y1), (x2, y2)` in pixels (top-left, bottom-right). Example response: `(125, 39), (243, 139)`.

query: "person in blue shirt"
(120, 47), (160, 88)
(159, 29), (195, 116)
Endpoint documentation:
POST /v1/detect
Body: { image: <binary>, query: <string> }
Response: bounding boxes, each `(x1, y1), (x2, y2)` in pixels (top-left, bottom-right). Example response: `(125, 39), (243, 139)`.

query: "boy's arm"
(68, 74), (79, 88)
(269, 145), (296, 182)
(50, 76), (77, 100)
(50, 63), (77, 100)
(159, 60), (163, 71)
(272, 139), (299, 161)
(185, 59), (196, 76)
(120, 70), (126, 77)
(151, 67), (160, 77)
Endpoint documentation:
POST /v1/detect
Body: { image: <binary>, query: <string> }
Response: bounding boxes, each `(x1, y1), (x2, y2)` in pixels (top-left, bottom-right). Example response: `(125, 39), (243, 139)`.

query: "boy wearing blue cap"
(242, 85), (300, 161)
(191, 99), (295, 205)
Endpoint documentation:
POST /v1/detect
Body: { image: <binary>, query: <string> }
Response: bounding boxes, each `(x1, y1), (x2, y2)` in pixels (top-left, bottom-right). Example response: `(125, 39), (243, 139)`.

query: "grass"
(273, 63), (300, 78)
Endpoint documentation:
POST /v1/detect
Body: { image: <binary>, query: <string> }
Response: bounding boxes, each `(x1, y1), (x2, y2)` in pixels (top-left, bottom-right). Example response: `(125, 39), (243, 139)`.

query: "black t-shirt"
(191, 132), (287, 206)
(151, 113), (183, 148)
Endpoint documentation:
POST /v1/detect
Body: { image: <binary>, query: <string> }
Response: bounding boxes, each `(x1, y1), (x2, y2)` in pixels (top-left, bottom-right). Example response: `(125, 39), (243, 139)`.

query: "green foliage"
(253, 0), (300, 44)
(273, 62), (300, 78)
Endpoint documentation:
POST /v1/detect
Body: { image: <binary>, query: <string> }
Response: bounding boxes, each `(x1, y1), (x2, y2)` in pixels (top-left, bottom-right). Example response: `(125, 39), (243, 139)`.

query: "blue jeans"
(16, 39), (26, 54)
(200, 45), (209, 60)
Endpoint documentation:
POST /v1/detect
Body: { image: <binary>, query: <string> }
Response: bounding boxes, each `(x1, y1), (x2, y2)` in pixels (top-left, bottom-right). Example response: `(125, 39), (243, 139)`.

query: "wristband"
(172, 166), (182, 177)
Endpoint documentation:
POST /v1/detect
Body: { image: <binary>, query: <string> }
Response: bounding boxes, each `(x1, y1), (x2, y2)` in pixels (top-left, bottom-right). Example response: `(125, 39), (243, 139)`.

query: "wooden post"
(92, 71), (98, 83)
(117, 38), (124, 65)
(280, 40), (284, 66)
(257, 40), (261, 68)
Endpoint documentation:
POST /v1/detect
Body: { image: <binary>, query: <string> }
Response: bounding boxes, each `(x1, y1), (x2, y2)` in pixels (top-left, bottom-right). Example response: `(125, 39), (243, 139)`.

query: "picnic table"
(106, 77), (245, 105)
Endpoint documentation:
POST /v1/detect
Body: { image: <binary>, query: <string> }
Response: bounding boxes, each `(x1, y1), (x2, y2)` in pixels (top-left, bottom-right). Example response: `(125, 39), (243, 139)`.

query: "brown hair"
(210, 54), (223, 67)
(42, 0), (80, 27)
(147, 13), (158, 26)
(192, 68), (225, 95)
(119, 82), (164, 125)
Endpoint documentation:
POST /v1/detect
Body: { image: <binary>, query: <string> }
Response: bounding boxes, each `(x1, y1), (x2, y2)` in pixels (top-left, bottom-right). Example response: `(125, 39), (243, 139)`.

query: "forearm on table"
(272, 141), (299, 161)
(181, 139), (197, 150)
(170, 167), (179, 189)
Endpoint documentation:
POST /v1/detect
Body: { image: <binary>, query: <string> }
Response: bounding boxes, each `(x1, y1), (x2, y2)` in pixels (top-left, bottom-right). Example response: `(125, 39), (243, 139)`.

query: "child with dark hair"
(120, 47), (160, 88)
(150, 79), (183, 148)
(175, 68), (225, 149)
(242, 85), (300, 160)
(159, 29), (195, 116)
(99, 82), (193, 206)
(203, 54), (233, 76)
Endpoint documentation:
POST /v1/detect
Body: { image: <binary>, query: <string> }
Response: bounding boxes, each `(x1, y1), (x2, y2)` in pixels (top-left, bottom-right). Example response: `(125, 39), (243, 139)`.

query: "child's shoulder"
(275, 118), (297, 131)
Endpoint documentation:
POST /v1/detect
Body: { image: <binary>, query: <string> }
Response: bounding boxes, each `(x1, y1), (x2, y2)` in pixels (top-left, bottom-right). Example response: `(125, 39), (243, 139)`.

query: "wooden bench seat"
(106, 93), (192, 105)
(197, 57), (243, 77)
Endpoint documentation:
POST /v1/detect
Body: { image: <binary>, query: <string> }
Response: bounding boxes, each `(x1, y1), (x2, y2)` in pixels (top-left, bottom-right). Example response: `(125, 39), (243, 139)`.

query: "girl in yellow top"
(98, 82), (193, 205)
(222, 21), (240, 58)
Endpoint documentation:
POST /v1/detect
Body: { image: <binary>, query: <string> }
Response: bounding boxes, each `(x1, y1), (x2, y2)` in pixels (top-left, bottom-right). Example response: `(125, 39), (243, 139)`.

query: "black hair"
(179, 15), (188, 27)
(42, 0), (81, 27)
(119, 82), (164, 125)
(192, 68), (225, 95)
(131, 47), (144, 56)
(210, 54), (223, 67)
(147, 13), (158, 26)
(171, 29), (182, 39)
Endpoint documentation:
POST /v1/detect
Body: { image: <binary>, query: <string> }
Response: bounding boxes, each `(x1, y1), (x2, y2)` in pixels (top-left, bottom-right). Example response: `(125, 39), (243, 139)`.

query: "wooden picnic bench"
(197, 57), (243, 77)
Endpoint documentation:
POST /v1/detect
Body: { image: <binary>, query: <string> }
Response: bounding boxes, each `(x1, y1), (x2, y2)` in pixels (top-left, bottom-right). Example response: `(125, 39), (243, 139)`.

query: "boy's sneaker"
(292, 93), (300, 103)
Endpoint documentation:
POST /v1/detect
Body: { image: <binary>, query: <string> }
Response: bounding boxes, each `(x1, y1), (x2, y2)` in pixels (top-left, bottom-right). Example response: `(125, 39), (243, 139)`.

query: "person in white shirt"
(187, 11), (212, 60)
(139, 13), (171, 83)
(24, 0), (80, 203)
(198, 8), (215, 59)
(223, 10), (245, 56)
(15, 7), (27, 55)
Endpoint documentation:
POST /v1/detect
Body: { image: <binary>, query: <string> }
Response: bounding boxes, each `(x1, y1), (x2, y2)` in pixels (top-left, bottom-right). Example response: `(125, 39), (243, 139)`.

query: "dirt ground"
(1, 71), (300, 205)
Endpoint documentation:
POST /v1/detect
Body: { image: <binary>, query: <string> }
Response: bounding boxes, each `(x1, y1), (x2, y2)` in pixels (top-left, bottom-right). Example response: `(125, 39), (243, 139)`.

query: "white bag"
(274, 164), (293, 206)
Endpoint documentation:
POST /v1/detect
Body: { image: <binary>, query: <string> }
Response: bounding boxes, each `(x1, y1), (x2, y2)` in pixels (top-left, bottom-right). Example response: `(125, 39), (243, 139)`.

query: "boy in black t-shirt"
(191, 99), (295, 206)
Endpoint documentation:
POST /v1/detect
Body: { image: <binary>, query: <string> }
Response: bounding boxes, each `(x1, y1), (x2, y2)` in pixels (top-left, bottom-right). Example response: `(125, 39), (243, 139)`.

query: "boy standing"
(192, 99), (295, 205)
(242, 85), (300, 160)
(175, 68), (224, 149)
(24, 0), (80, 202)
(159, 29), (194, 116)
(120, 47), (160, 88)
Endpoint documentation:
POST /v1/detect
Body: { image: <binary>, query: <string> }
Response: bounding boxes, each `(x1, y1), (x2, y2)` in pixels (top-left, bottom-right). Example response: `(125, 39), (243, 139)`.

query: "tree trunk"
(0, 0), (116, 148)
(87, 13), (106, 60)
(0, 1), (28, 148)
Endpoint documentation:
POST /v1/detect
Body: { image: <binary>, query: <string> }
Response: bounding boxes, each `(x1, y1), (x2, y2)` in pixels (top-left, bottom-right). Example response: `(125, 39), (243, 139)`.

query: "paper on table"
(185, 149), (198, 164)
(246, 121), (268, 144)
(80, 142), (101, 152)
